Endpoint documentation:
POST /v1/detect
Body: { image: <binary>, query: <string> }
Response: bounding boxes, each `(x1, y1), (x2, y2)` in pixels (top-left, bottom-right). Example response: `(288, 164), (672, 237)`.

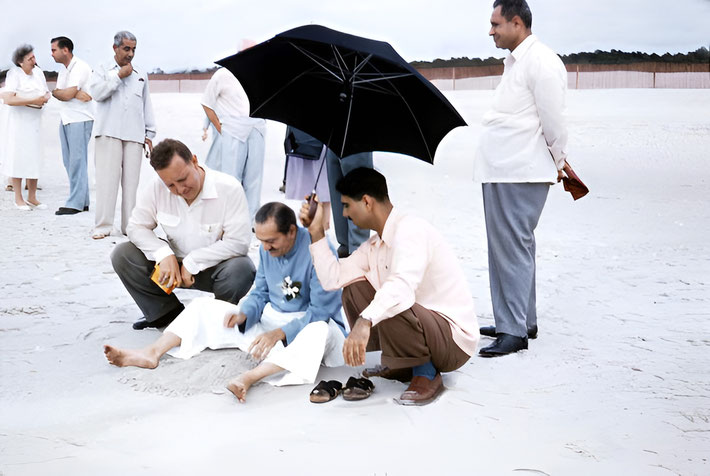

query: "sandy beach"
(1, 88), (709, 475)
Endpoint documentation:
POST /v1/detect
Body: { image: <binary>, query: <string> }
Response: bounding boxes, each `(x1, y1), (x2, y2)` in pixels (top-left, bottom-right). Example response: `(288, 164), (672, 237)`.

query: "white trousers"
(165, 297), (345, 386)
(93, 136), (143, 235)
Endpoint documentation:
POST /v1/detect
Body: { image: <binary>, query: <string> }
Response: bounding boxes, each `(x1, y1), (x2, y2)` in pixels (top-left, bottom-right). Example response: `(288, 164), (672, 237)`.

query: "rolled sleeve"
(309, 237), (367, 291)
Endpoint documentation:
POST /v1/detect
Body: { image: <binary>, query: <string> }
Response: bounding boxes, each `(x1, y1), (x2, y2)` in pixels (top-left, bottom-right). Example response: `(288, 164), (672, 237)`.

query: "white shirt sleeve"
(126, 183), (175, 263)
(530, 58), (568, 169)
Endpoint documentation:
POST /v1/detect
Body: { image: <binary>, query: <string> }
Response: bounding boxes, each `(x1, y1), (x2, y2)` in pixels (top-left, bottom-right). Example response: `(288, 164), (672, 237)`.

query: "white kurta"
(165, 297), (345, 386)
(0, 67), (48, 178)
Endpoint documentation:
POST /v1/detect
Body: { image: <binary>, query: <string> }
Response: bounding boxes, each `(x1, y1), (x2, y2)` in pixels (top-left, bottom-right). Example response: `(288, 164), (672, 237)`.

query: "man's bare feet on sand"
(103, 344), (159, 369)
(226, 376), (253, 403)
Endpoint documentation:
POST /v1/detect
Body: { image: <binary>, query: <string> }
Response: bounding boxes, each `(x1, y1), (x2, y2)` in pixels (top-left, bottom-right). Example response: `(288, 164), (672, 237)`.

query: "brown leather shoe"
(362, 365), (413, 383)
(395, 373), (444, 406)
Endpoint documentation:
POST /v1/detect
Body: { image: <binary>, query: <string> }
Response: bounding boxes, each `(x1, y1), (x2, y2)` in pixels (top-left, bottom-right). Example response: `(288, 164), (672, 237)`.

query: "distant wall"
(424, 62), (710, 90)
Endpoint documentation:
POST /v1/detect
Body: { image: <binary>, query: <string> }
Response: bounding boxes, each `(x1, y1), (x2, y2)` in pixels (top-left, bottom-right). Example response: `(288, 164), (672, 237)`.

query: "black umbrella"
(217, 24), (466, 164)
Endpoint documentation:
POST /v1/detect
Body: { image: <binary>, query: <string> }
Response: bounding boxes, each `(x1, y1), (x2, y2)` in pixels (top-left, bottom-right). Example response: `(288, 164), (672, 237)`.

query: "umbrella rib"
(340, 87), (355, 158)
(251, 68), (318, 115)
(353, 72), (414, 84)
(367, 63), (433, 161)
(353, 81), (399, 96)
(290, 43), (345, 82)
(332, 45), (348, 77)
(351, 54), (373, 76)
(394, 90), (433, 161)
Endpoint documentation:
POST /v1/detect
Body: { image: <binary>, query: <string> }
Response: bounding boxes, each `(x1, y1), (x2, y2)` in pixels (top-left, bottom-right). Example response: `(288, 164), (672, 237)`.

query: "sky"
(1, 0), (709, 73)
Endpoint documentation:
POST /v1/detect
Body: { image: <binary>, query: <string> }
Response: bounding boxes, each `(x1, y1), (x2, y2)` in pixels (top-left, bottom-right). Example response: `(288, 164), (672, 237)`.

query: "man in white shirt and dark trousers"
(111, 139), (256, 330)
(50, 36), (94, 216)
(476, 0), (568, 357)
(89, 31), (156, 239)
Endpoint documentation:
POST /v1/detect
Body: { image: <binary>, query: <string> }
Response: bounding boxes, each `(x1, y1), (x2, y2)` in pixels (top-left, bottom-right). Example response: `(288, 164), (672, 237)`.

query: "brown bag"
(561, 162), (589, 200)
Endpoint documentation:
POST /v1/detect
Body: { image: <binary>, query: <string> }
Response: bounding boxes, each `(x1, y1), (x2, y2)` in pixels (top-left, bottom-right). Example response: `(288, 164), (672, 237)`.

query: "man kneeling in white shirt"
(111, 139), (255, 330)
(105, 202), (346, 403)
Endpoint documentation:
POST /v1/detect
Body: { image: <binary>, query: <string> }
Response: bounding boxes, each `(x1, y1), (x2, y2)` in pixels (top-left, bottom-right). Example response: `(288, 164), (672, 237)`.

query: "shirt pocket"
(132, 79), (144, 98)
(199, 222), (222, 241)
(157, 211), (180, 232)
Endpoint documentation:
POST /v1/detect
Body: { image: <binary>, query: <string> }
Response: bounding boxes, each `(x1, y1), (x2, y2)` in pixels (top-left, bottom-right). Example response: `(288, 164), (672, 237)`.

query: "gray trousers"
(482, 182), (549, 338)
(326, 150), (373, 253)
(111, 242), (256, 323)
(94, 136), (143, 236)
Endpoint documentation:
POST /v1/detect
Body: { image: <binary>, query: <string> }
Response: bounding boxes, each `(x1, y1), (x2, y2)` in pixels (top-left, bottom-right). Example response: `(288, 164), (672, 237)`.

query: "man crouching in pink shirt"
(300, 167), (479, 405)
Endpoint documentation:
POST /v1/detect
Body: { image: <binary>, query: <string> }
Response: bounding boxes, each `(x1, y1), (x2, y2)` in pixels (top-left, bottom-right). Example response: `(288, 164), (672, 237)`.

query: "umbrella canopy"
(217, 24), (466, 164)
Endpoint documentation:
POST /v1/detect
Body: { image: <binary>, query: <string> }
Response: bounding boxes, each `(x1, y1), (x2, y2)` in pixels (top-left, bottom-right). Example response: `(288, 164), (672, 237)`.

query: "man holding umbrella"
(301, 168), (479, 405)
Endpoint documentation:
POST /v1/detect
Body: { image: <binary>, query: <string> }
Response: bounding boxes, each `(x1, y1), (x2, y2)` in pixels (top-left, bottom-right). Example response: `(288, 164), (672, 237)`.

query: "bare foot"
(226, 376), (252, 403)
(103, 344), (158, 369)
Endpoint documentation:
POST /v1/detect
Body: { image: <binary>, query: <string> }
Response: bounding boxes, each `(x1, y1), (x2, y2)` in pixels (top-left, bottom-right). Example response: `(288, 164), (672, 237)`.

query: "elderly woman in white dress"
(1, 44), (50, 210)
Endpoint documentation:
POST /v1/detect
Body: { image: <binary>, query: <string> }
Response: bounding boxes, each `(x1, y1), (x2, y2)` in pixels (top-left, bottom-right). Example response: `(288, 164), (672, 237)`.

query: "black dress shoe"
(132, 317), (151, 330)
(132, 314), (175, 330)
(132, 305), (185, 330)
(480, 325), (538, 339)
(479, 333), (528, 357)
(55, 207), (82, 215)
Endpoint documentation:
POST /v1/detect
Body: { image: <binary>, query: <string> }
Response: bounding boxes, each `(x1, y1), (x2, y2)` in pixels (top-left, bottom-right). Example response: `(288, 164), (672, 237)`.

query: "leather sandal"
(342, 377), (375, 401)
(309, 380), (342, 403)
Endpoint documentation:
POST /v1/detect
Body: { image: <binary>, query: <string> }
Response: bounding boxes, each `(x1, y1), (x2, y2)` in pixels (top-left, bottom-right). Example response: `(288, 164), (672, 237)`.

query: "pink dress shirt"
(310, 208), (479, 356)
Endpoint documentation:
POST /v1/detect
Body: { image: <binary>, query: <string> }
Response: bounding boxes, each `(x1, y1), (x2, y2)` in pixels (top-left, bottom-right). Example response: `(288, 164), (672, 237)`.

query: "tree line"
(410, 47), (709, 69)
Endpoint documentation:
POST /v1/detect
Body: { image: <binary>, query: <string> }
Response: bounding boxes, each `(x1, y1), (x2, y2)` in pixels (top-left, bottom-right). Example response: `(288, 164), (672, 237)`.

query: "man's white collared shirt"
(201, 68), (264, 141)
(126, 166), (251, 275)
(55, 56), (94, 125)
(89, 59), (156, 143)
(475, 35), (568, 184)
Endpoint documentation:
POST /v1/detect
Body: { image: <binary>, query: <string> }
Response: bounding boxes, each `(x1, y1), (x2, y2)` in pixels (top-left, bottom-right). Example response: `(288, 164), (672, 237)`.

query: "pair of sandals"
(309, 377), (375, 403)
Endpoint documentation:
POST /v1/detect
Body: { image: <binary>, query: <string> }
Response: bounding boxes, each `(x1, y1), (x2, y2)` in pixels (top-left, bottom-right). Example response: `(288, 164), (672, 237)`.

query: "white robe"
(165, 297), (345, 386)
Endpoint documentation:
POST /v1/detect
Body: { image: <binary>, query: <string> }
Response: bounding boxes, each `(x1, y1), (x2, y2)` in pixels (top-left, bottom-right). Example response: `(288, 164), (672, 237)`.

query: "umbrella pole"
(307, 128), (335, 219)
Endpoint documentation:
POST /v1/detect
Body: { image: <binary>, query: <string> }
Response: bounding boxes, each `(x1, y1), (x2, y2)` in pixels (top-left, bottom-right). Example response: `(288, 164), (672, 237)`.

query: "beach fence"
(422, 62), (710, 90)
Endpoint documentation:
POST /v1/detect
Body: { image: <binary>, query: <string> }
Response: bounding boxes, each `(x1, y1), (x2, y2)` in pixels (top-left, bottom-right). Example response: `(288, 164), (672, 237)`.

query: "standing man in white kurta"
(476, 0), (568, 357)
(201, 67), (266, 221)
(89, 31), (156, 239)
(50, 36), (94, 216)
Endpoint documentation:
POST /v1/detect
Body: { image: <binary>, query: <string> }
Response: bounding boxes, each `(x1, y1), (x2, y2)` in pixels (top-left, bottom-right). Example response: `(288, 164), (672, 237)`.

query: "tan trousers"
(93, 136), (143, 235)
(342, 280), (470, 372)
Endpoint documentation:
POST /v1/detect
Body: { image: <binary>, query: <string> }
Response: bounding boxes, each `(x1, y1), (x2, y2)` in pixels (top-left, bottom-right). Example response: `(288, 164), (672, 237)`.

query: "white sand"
(1, 89), (709, 475)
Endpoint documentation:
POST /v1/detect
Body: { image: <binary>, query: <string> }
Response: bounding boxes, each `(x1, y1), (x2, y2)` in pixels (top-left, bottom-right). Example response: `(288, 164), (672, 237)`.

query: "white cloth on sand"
(165, 297), (345, 386)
